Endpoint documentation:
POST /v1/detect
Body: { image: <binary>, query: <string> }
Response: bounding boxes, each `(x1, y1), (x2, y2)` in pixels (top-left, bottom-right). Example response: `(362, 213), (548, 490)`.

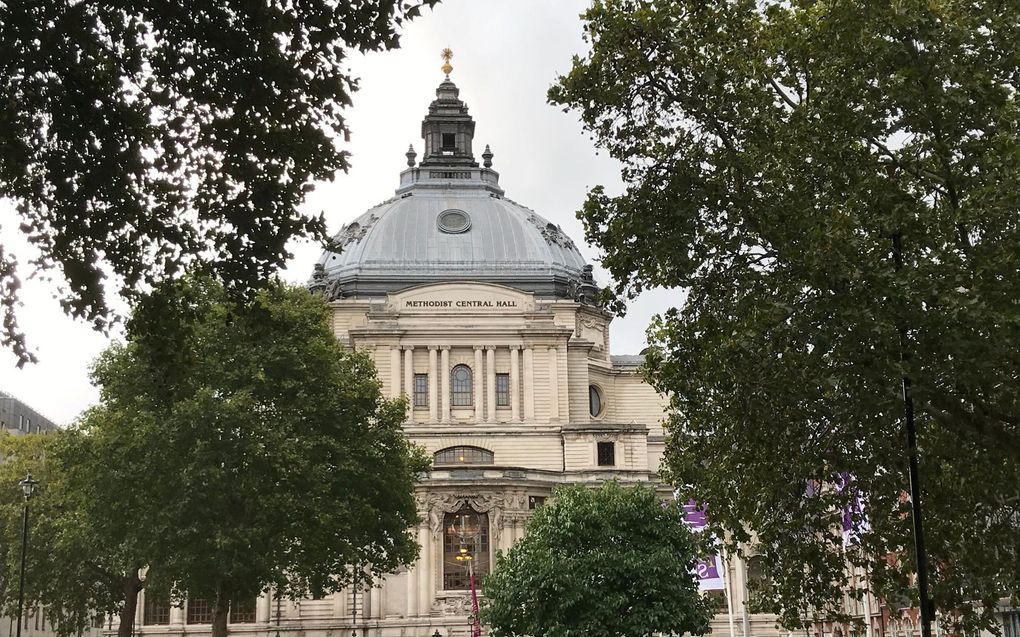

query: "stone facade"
(126, 75), (791, 637)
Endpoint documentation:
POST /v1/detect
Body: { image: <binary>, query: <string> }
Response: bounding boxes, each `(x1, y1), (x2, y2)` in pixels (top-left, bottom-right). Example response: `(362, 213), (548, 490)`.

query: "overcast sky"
(0, 0), (680, 425)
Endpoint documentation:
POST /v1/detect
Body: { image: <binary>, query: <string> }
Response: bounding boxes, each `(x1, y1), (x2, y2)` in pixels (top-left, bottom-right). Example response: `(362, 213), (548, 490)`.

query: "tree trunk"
(117, 570), (143, 637)
(211, 585), (230, 637)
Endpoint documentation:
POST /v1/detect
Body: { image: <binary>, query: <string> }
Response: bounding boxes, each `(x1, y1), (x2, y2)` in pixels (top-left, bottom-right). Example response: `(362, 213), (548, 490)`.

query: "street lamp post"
(892, 232), (934, 637)
(16, 472), (39, 637)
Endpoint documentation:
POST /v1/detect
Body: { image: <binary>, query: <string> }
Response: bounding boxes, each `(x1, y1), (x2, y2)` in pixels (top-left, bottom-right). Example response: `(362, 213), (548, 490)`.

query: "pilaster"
(509, 345), (521, 422)
(428, 346), (439, 422)
(473, 346), (484, 420)
(485, 346), (496, 422)
(440, 346), (451, 422)
(403, 346), (415, 422)
(522, 346), (535, 420)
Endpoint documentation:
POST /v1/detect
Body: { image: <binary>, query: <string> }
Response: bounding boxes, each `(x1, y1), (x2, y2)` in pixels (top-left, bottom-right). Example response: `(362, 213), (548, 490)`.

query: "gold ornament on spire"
(440, 48), (453, 76)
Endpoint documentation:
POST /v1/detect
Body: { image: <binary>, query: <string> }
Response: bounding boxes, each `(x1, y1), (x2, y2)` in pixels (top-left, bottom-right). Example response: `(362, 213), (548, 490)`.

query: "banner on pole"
(682, 500), (726, 591)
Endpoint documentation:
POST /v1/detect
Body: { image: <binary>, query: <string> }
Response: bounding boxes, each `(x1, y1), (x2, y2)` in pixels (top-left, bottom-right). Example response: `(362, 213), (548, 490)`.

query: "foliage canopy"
(482, 482), (712, 637)
(0, 0), (436, 365)
(551, 0), (1020, 632)
(1, 277), (427, 637)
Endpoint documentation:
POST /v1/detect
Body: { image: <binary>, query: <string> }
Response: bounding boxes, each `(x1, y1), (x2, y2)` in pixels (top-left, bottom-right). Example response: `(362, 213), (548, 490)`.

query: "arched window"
(443, 505), (490, 590)
(434, 446), (494, 466)
(451, 364), (473, 406)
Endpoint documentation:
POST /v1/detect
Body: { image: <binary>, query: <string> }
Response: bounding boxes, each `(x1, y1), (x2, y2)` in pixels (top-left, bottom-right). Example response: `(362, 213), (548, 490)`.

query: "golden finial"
(440, 48), (453, 76)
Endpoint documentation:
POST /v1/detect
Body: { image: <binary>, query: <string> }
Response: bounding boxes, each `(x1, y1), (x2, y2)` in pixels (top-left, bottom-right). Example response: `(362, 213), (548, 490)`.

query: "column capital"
(428, 345), (441, 351)
(402, 345), (415, 351)
(508, 344), (521, 351)
(485, 345), (496, 351)
(440, 345), (451, 351)
(473, 345), (485, 351)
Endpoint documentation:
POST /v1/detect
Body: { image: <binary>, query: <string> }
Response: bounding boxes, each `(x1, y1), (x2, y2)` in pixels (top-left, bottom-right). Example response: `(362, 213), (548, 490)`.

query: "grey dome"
(311, 77), (596, 301)
(315, 188), (588, 299)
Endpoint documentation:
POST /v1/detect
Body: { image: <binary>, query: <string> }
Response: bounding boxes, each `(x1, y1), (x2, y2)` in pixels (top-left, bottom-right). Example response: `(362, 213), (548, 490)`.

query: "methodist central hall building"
(123, 73), (885, 637)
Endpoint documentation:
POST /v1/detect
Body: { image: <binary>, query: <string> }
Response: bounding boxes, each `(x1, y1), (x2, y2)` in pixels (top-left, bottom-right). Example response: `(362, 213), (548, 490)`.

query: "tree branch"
(863, 136), (950, 197)
(919, 394), (1020, 460)
(764, 73), (799, 111)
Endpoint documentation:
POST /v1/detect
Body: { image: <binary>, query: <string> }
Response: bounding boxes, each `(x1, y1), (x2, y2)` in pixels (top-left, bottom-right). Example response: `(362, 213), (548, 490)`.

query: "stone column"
(390, 347), (402, 399)
(371, 580), (384, 619)
(169, 603), (184, 627)
(473, 346), (484, 420)
(509, 346), (521, 422)
(405, 546), (419, 618)
(428, 346), (439, 422)
(559, 345), (569, 421)
(256, 590), (271, 624)
(522, 346), (535, 420)
(548, 346), (560, 421)
(417, 525), (432, 613)
(333, 585), (345, 621)
(486, 346), (496, 422)
(135, 592), (144, 627)
(440, 347), (451, 422)
(404, 346), (415, 422)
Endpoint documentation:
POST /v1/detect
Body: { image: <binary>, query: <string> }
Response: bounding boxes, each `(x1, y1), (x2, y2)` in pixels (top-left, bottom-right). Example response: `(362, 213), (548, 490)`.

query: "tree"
(550, 0), (1020, 632)
(0, 429), (145, 637)
(0, 0), (437, 365)
(481, 482), (712, 637)
(28, 276), (427, 637)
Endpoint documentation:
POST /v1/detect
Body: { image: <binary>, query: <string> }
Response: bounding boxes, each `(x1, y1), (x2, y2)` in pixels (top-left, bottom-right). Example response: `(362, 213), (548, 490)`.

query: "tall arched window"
(451, 364), (473, 406)
(442, 505), (490, 590)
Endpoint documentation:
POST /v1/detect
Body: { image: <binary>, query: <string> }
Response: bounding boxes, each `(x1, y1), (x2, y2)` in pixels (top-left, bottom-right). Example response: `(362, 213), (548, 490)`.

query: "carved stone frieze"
(432, 594), (471, 616)
(525, 213), (577, 251)
(422, 490), (532, 545)
(333, 213), (379, 249)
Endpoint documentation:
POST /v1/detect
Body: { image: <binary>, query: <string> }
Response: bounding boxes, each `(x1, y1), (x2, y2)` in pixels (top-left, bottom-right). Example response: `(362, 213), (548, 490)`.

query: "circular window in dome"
(437, 209), (471, 234)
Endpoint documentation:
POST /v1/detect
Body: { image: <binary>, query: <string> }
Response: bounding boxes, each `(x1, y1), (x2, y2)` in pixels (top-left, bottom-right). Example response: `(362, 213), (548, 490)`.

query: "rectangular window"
(495, 373), (510, 407)
(528, 496), (545, 510)
(441, 132), (457, 150)
(186, 598), (213, 624)
(229, 599), (256, 624)
(143, 596), (170, 625)
(597, 441), (615, 466)
(413, 373), (429, 408)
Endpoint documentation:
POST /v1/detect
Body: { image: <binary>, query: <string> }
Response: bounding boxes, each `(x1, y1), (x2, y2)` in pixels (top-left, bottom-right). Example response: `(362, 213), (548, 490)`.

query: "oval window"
(438, 209), (471, 234)
(589, 385), (603, 417)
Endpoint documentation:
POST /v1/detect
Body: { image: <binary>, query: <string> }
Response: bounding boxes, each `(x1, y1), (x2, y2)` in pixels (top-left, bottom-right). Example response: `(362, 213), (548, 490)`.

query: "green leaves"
(92, 277), (423, 604)
(482, 482), (712, 637)
(552, 0), (1020, 632)
(0, 0), (438, 365)
(0, 276), (423, 637)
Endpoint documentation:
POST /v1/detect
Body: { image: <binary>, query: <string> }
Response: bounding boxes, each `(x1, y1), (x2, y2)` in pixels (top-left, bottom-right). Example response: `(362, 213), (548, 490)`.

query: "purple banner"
(681, 500), (726, 591)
